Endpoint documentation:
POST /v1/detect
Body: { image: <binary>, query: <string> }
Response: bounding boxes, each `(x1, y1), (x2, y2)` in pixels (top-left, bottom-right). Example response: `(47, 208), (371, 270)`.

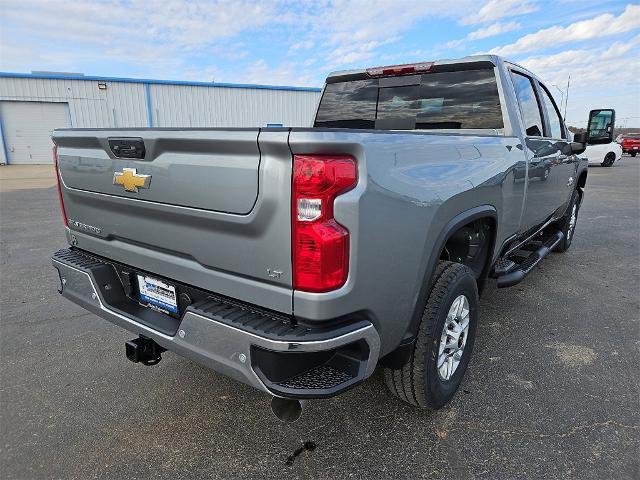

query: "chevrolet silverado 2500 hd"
(51, 56), (614, 417)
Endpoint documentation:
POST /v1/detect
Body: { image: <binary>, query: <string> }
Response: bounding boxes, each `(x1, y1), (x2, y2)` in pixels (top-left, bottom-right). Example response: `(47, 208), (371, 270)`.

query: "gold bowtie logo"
(113, 168), (151, 193)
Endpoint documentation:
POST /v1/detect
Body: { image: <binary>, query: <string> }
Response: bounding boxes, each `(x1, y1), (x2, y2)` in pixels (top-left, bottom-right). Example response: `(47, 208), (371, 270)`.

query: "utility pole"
(563, 75), (570, 123)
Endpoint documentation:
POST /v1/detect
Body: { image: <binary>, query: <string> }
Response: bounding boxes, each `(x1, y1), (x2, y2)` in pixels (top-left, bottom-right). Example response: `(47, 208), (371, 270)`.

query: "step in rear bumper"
(52, 248), (380, 399)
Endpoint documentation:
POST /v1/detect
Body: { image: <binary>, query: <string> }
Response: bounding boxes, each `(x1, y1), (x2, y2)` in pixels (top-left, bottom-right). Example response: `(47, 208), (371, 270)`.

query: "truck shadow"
(76, 282), (532, 479)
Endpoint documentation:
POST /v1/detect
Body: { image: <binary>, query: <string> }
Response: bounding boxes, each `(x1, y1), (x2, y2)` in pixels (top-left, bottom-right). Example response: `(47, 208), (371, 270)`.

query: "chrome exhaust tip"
(270, 397), (305, 423)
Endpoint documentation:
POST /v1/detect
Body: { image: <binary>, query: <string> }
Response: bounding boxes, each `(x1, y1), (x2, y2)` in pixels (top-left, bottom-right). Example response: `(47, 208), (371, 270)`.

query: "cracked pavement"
(1, 158), (639, 479)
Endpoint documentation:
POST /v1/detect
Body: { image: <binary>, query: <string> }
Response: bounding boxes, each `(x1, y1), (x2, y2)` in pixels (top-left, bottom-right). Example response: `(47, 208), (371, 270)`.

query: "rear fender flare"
(407, 205), (497, 339)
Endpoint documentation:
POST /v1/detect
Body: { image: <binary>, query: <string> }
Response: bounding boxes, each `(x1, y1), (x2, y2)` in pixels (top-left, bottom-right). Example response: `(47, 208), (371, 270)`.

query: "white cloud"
(180, 65), (221, 83)
(462, 0), (537, 25)
(490, 4), (640, 57)
(468, 21), (521, 40)
(518, 35), (640, 126)
(439, 20), (521, 52)
(442, 39), (466, 50)
(519, 34), (640, 87)
(325, 38), (400, 66)
(0, 0), (290, 72)
(320, 0), (471, 43)
(305, 0), (477, 67)
(290, 40), (315, 52)
(219, 59), (318, 87)
(0, 0), (308, 82)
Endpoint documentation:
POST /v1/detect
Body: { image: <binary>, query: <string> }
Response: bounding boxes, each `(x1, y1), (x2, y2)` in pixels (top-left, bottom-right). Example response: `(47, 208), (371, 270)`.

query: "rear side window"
(314, 68), (503, 130)
(539, 84), (565, 139)
(510, 72), (543, 137)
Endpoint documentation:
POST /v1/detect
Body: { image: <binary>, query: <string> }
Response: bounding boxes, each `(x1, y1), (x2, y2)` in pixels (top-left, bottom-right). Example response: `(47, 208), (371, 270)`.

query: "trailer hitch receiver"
(125, 336), (166, 366)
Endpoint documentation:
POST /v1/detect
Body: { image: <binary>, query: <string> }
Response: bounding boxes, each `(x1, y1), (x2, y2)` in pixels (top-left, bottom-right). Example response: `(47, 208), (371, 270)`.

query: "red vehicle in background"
(618, 133), (640, 156)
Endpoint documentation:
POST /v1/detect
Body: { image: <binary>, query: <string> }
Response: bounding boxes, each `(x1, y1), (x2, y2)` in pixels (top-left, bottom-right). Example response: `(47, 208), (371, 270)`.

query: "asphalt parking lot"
(1, 158), (638, 479)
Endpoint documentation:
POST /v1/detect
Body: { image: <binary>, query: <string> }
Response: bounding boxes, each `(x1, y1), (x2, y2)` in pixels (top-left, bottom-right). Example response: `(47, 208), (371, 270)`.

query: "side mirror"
(564, 131), (587, 155)
(587, 109), (615, 145)
(573, 131), (587, 143)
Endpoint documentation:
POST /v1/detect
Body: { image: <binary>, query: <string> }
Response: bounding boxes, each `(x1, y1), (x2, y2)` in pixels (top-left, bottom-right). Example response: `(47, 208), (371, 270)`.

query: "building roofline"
(0, 71), (322, 93)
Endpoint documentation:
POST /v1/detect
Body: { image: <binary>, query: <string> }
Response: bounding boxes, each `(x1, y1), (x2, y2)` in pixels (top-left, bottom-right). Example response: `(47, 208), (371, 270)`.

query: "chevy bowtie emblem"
(113, 168), (151, 192)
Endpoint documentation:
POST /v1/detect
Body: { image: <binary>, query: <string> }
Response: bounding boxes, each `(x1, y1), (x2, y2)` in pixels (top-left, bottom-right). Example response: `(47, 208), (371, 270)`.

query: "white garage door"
(0, 101), (71, 164)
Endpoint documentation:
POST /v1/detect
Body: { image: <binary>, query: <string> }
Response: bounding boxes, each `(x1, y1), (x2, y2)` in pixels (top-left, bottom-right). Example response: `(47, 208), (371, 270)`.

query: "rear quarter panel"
(289, 129), (525, 354)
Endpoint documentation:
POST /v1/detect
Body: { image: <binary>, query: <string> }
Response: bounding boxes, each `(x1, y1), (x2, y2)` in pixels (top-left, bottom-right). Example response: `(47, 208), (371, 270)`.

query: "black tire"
(631, 152), (637, 157)
(384, 261), (479, 409)
(554, 189), (581, 253)
(601, 152), (616, 167)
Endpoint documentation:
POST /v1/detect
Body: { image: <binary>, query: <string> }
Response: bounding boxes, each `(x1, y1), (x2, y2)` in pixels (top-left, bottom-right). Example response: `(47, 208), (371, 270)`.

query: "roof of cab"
(325, 54), (506, 81)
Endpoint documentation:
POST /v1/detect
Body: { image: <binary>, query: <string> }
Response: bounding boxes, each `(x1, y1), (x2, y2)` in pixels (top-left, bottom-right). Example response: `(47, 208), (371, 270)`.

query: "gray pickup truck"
(51, 55), (615, 420)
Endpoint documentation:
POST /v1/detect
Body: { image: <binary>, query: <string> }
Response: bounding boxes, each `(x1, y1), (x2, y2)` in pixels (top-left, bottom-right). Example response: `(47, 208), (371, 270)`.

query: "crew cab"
(51, 55), (614, 419)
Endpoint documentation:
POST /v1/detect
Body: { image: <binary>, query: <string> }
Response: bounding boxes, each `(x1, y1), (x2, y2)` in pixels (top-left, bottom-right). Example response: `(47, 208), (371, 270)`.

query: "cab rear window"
(314, 68), (503, 130)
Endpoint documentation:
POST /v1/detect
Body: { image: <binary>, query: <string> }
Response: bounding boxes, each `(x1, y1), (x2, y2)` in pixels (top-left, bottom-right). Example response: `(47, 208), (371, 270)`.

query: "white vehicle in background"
(584, 142), (622, 167)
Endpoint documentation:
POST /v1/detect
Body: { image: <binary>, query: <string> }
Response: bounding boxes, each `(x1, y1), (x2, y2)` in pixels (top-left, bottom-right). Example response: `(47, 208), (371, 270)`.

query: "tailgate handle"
(108, 137), (146, 159)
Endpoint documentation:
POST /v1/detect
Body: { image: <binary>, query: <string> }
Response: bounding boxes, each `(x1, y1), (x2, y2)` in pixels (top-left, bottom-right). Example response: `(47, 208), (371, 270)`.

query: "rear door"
(536, 81), (575, 204)
(509, 70), (570, 230)
(54, 128), (294, 313)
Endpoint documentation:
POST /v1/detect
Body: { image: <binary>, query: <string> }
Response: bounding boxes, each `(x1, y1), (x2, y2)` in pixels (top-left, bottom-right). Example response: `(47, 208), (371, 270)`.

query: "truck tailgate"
(53, 128), (293, 314)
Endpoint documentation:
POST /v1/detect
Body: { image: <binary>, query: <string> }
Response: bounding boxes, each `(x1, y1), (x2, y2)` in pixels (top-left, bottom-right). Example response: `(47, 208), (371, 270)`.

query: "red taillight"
(53, 144), (68, 226)
(366, 61), (434, 77)
(292, 155), (357, 292)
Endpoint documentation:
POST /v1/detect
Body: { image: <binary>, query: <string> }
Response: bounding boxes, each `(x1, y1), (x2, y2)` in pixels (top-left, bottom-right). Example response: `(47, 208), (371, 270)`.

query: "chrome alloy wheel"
(438, 294), (470, 381)
(568, 204), (578, 241)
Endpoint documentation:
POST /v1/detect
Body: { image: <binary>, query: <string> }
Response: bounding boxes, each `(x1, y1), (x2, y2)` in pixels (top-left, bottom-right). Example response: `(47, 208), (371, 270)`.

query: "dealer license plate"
(137, 274), (178, 314)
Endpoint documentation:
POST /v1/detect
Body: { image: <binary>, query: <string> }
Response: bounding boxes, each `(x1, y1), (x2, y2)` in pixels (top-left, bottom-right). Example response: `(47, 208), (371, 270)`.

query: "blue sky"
(1, 0), (638, 127)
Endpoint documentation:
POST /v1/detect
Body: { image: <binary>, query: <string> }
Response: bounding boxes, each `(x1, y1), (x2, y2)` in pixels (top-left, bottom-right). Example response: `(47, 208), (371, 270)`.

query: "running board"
(495, 231), (564, 288)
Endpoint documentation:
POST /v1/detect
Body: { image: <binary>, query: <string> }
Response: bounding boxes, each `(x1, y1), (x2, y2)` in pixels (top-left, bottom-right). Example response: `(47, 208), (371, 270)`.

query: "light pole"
(551, 84), (565, 115)
(563, 75), (570, 123)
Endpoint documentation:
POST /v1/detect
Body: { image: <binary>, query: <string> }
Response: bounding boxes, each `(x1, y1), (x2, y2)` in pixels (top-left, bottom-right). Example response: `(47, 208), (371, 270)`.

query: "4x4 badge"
(113, 168), (151, 193)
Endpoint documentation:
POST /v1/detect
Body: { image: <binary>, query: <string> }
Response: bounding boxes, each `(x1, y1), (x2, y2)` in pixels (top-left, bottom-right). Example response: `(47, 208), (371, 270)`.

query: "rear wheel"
(554, 189), (580, 253)
(601, 152), (616, 167)
(384, 261), (479, 409)
(631, 152), (637, 157)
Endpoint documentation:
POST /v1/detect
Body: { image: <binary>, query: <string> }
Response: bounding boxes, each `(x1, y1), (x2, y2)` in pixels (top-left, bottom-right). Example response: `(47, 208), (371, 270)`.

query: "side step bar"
(495, 231), (564, 288)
